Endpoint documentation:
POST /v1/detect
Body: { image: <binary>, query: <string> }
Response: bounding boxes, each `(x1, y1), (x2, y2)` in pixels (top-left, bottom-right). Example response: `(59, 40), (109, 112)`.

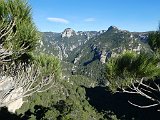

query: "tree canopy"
(0, 0), (40, 63)
(148, 24), (160, 53)
(106, 51), (160, 91)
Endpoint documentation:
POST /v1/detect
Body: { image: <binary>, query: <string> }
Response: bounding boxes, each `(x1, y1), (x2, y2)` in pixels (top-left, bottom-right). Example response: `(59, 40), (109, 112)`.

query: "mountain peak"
(63, 28), (74, 31)
(107, 26), (119, 31)
(62, 28), (76, 38)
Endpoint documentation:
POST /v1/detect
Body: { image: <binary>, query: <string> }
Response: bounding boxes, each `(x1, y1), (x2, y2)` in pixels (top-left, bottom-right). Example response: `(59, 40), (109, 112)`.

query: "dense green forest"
(0, 0), (160, 120)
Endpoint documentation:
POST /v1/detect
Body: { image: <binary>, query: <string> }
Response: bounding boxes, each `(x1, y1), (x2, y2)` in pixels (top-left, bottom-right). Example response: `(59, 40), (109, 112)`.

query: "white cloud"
(84, 18), (95, 22)
(47, 17), (69, 24)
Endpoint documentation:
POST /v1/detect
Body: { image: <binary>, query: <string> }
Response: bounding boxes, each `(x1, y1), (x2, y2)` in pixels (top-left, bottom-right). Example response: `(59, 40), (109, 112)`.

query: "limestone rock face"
(107, 26), (119, 31)
(62, 28), (76, 38)
(5, 87), (23, 113)
(100, 50), (106, 64)
(100, 54), (106, 64)
(0, 77), (23, 113)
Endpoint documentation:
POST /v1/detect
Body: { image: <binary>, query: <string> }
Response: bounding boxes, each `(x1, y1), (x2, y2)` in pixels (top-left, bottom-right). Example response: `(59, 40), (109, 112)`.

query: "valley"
(39, 26), (151, 85)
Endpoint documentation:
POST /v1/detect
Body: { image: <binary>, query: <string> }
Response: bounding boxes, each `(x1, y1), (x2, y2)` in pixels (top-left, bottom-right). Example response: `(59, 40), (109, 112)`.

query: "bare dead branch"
(118, 77), (160, 111)
(0, 17), (31, 63)
(128, 100), (159, 108)
(0, 63), (56, 107)
(0, 18), (16, 40)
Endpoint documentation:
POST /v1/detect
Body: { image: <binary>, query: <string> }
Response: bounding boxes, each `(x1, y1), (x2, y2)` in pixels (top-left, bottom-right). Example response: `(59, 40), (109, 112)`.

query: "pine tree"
(148, 24), (160, 53)
(0, 0), (40, 63)
(0, 0), (59, 111)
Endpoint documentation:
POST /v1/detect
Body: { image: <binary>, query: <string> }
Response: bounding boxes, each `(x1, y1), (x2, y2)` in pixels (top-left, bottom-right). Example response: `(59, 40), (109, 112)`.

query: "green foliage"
(17, 75), (104, 120)
(106, 51), (160, 91)
(148, 30), (160, 53)
(69, 75), (98, 87)
(33, 53), (61, 79)
(0, 0), (40, 62)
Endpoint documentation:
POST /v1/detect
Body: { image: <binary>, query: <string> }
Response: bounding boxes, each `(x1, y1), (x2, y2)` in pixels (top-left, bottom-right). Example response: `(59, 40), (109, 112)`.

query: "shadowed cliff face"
(85, 87), (160, 120)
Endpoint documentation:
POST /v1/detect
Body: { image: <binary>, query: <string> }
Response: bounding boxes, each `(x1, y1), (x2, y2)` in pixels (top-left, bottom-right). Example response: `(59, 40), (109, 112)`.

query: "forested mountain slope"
(39, 26), (151, 84)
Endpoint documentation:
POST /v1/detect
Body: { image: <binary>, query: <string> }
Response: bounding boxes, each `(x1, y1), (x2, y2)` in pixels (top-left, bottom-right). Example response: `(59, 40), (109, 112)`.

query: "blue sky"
(28, 0), (160, 32)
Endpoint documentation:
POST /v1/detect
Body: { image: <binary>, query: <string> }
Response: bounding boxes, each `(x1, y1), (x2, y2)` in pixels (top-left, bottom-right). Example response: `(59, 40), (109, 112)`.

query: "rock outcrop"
(62, 28), (76, 38)
(0, 76), (23, 113)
